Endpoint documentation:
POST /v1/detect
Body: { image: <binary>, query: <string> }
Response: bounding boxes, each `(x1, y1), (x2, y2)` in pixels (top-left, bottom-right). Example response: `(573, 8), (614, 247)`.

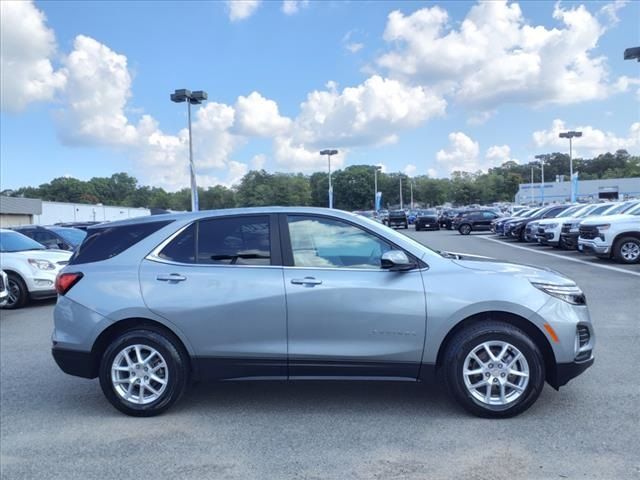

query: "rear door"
(139, 214), (288, 379)
(281, 214), (427, 379)
(478, 211), (498, 230)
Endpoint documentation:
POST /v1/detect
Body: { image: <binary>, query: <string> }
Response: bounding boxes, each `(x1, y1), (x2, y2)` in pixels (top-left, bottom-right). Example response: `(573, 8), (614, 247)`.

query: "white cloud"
(485, 145), (516, 165)
(346, 42), (364, 54)
(251, 153), (267, 170)
(532, 119), (640, 157)
(0, 0), (66, 112)
(227, 0), (261, 21)
(282, 0), (308, 15)
(599, 0), (628, 25)
(234, 91), (291, 137)
(427, 168), (438, 178)
(377, 1), (629, 110)
(403, 164), (417, 176)
(436, 132), (481, 173)
(342, 30), (364, 54)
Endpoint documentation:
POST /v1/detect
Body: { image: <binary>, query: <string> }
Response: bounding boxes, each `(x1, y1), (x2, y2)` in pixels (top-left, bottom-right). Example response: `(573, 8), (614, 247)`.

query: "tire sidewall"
(444, 324), (545, 418)
(99, 330), (188, 417)
(4, 274), (28, 309)
(459, 224), (471, 235)
(614, 237), (640, 264)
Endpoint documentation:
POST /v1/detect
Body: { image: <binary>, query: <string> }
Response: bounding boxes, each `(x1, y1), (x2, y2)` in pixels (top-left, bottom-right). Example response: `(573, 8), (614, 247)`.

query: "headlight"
(531, 282), (586, 305)
(595, 224), (610, 231)
(28, 259), (56, 270)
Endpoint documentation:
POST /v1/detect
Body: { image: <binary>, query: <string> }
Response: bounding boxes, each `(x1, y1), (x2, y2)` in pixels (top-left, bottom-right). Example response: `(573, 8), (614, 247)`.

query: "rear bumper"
(548, 358), (594, 389)
(52, 346), (98, 379)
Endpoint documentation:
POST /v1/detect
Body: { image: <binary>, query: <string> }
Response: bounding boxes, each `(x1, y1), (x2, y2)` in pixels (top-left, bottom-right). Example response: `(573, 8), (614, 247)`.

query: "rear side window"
(70, 220), (172, 265)
(158, 216), (271, 266)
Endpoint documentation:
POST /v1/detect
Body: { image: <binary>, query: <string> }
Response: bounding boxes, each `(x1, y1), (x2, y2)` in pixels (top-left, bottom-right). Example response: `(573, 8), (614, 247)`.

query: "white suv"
(578, 203), (640, 264)
(0, 229), (72, 309)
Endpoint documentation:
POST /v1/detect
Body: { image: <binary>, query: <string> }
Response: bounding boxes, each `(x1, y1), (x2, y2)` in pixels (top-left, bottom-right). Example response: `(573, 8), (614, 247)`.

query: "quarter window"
(287, 216), (392, 269)
(158, 223), (196, 264)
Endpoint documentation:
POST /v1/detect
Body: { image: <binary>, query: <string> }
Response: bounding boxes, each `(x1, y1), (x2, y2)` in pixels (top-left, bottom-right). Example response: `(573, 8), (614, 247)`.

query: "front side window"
(198, 216), (271, 265)
(287, 216), (391, 269)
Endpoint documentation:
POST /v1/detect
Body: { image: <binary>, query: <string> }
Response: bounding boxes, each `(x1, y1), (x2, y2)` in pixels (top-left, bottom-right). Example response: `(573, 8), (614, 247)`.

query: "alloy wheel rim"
(463, 341), (529, 407)
(7, 280), (20, 307)
(111, 344), (169, 405)
(620, 242), (640, 261)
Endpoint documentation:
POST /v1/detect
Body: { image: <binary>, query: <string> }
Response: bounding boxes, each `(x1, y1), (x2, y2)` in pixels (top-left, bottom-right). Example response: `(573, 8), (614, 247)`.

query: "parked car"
(438, 209), (462, 230)
(54, 221), (103, 231)
(11, 225), (87, 251)
(0, 229), (72, 309)
(506, 205), (570, 242)
(52, 207), (594, 418)
(492, 208), (536, 235)
(535, 204), (587, 247)
(559, 202), (619, 250)
(453, 209), (501, 235)
(414, 209), (440, 231)
(0, 270), (8, 307)
(387, 209), (408, 229)
(578, 203), (640, 263)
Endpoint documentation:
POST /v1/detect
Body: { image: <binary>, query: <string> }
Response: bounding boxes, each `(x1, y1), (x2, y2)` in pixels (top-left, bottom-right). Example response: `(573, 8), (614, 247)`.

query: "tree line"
(2, 150), (638, 211)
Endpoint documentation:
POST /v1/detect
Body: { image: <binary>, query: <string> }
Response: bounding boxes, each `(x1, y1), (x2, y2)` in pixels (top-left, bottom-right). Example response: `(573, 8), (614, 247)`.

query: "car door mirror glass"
(381, 250), (414, 271)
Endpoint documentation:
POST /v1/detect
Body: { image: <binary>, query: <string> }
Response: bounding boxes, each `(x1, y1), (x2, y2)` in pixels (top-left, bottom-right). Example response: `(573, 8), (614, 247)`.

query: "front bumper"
(548, 358), (595, 389)
(30, 288), (57, 300)
(578, 239), (610, 256)
(560, 232), (579, 248)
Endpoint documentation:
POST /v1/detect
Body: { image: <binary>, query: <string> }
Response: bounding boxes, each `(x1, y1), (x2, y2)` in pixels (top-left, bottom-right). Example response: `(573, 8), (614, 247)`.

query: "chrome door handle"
(156, 273), (187, 282)
(290, 277), (322, 286)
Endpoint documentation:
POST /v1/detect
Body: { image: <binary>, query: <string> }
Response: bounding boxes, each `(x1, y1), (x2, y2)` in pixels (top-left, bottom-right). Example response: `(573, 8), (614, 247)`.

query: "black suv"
(11, 225), (87, 251)
(438, 209), (461, 230)
(414, 209), (439, 231)
(453, 210), (501, 235)
(387, 210), (408, 229)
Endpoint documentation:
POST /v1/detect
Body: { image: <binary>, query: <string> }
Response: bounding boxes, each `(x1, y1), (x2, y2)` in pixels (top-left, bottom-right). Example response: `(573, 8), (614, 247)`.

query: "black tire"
(3, 273), (28, 309)
(613, 236), (640, 264)
(459, 224), (472, 235)
(99, 329), (189, 417)
(415, 225), (421, 231)
(442, 321), (545, 418)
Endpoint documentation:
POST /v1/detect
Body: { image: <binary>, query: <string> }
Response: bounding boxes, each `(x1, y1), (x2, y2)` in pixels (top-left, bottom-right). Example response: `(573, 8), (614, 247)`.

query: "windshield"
(587, 204), (615, 216)
(50, 227), (87, 246)
(0, 230), (46, 252)
(602, 202), (639, 215)
(521, 208), (541, 218)
(626, 204), (640, 215)
(555, 205), (582, 218)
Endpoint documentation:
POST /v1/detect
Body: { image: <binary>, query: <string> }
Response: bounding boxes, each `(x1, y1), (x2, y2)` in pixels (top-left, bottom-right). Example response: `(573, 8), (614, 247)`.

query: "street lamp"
(320, 149), (338, 208)
(559, 130), (582, 203)
(373, 165), (382, 211)
(170, 89), (208, 211)
(399, 176), (403, 209)
(624, 46), (640, 61)
(534, 154), (546, 205)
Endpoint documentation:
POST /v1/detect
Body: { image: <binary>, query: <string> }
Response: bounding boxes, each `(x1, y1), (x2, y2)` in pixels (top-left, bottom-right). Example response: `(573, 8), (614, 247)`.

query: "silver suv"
(52, 207), (594, 417)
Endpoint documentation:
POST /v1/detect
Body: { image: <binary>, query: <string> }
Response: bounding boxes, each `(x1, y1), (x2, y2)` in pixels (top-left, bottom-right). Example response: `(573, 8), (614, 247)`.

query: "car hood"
(447, 253), (574, 285)
(3, 249), (72, 263)
(580, 213), (637, 225)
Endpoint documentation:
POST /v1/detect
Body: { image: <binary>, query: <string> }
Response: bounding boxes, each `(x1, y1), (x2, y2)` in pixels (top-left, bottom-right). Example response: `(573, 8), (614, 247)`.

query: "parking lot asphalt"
(1, 229), (639, 480)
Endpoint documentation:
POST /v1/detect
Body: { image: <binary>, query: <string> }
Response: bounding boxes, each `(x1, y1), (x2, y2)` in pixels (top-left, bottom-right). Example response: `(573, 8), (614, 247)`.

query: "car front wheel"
(442, 321), (545, 418)
(459, 224), (472, 235)
(99, 329), (189, 416)
(613, 236), (640, 264)
(3, 274), (28, 309)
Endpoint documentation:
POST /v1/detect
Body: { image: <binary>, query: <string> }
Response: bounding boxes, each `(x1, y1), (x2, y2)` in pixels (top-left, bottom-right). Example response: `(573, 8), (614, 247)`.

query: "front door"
(281, 214), (427, 379)
(140, 214), (287, 380)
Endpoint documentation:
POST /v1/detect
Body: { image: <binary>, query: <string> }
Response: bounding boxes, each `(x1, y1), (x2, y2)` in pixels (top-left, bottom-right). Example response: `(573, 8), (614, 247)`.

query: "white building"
(515, 177), (640, 205)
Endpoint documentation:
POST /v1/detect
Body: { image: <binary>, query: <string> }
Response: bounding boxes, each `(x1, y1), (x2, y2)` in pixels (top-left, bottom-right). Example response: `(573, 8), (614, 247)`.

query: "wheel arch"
(435, 311), (556, 384)
(90, 317), (194, 379)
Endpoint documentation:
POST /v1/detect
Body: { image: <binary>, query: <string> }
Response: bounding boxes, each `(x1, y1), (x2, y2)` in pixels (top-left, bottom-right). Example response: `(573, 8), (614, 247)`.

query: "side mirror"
(381, 250), (415, 271)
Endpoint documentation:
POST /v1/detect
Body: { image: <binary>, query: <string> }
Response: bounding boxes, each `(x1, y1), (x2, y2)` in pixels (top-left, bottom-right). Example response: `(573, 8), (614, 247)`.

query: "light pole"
(399, 177), (403, 209)
(534, 154), (546, 205)
(530, 165), (534, 205)
(410, 179), (414, 209)
(559, 130), (582, 203)
(320, 149), (338, 208)
(373, 165), (382, 211)
(170, 89), (208, 212)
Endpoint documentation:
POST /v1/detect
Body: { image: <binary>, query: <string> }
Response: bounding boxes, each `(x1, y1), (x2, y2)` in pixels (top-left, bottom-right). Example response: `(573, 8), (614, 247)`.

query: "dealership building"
(514, 177), (640, 205)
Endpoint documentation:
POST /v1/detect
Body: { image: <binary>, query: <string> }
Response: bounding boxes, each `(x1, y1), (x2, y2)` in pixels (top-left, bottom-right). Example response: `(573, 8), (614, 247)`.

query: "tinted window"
(50, 227), (87, 247)
(70, 220), (172, 265)
(197, 216), (270, 265)
(32, 230), (61, 248)
(0, 230), (45, 252)
(158, 223), (196, 263)
(482, 211), (497, 219)
(288, 216), (392, 269)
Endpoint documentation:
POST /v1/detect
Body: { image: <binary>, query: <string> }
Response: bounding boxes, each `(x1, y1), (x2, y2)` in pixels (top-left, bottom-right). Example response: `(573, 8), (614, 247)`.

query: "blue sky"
(1, 0), (638, 191)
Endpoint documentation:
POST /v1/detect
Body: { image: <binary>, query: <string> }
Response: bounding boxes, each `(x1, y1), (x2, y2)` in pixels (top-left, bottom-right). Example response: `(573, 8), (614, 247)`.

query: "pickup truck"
(387, 210), (408, 229)
(578, 203), (640, 263)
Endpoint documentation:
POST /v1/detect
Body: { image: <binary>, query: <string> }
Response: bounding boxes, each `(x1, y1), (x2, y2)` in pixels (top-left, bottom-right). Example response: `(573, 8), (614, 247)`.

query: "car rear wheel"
(613, 236), (640, 264)
(459, 224), (472, 235)
(3, 274), (28, 309)
(442, 321), (545, 418)
(99, 329), (189, 416)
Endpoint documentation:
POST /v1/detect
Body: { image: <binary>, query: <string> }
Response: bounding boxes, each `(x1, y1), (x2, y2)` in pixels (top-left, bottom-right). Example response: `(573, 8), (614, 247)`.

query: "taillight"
(55, 272), (83, 295)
